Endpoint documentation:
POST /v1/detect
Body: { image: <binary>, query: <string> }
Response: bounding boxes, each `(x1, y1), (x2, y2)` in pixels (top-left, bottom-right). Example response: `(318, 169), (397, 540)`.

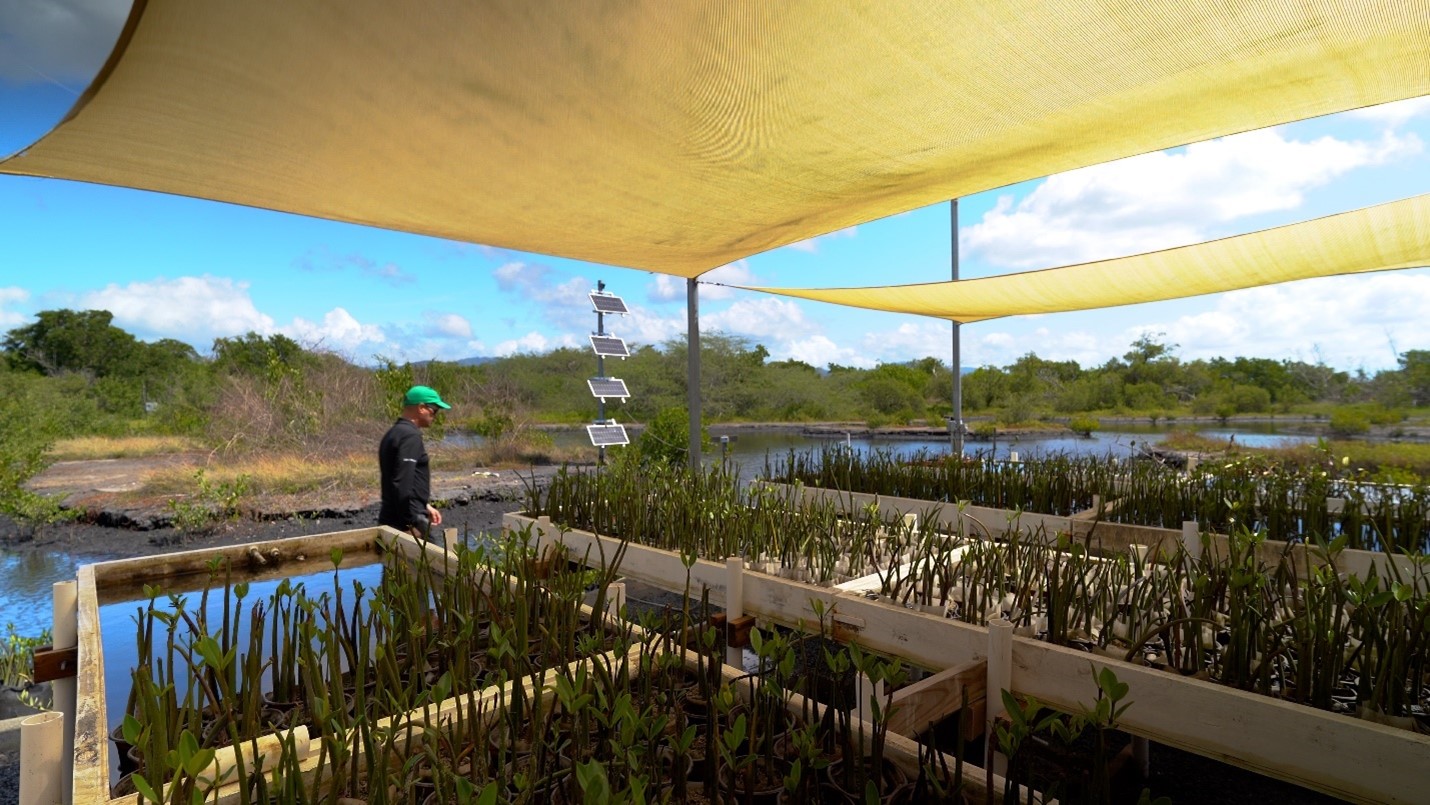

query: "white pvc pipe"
(856, 672), (886, 736)
(20, 710), (63, 805)
(196, 725), (311, 789)
(986, 618), (1013, 778)
(1133, 735), (1152, 777)
(1181, 520), (1201, 562)
(725, 557), (745, 669)
(605, 581), (626, 623)
(51, 580), (77, 805)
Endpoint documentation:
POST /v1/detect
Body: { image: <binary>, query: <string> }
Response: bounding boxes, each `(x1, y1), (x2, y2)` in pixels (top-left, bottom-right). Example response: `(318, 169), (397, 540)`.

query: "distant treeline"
(3, 309), (1428, 448)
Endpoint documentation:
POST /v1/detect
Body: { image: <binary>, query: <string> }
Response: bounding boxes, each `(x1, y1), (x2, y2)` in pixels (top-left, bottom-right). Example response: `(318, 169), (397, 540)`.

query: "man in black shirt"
(379, 385), (450, 540)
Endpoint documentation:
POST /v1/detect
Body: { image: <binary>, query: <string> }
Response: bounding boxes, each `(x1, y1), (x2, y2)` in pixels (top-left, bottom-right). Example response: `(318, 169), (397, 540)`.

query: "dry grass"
(137, 432), (595, 505)
(142, 451), (373, 497)
(48, 435), (200, 461)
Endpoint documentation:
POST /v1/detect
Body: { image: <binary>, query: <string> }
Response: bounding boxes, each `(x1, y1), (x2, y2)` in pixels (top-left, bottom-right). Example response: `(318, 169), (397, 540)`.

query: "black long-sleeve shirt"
(378, 417), (430, 529)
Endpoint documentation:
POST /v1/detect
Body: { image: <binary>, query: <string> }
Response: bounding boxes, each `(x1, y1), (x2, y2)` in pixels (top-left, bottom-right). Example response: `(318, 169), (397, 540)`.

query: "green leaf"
(575, 759), (611, 804)
(131, 774), (160, 803)
(122, 714), (143, 746)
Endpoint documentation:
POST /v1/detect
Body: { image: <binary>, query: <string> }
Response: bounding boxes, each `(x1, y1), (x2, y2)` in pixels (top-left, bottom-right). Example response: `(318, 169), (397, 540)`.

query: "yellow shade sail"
(745, 195), (1430, 322)
(1, 1), (1426, 277)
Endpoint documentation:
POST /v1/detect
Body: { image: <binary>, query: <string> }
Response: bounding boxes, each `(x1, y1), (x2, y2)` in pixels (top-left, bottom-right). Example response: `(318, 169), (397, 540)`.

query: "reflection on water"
(100, 561), (387, 783)
(0, 548), (117, 637)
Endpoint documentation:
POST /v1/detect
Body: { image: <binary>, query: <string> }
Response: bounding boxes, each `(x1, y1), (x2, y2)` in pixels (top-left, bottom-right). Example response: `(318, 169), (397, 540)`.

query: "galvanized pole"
(949, 199), (966, 455)
(687, 277), (702, 472)
(595, 280), (607, 466)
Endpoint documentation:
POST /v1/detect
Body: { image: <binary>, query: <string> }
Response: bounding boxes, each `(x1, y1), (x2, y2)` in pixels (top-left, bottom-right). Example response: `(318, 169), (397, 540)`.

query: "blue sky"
(2, 1), (1428, 373)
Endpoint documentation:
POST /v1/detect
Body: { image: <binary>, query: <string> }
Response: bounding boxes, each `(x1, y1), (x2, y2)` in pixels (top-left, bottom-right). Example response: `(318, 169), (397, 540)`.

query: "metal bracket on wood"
(32, 645), (78, 683)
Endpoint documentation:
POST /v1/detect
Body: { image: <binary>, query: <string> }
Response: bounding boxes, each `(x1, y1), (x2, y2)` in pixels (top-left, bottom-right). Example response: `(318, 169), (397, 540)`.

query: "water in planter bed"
(98, 559), (386, 785)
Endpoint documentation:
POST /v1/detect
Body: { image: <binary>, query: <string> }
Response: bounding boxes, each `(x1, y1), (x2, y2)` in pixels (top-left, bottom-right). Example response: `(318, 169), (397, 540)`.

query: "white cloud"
(958, 327), (1110, 368)
(281, 308), (386, 356)
(492, 262), (588, 306)
(965, 129), (1421, 269)
(0, 286), (30, 329)
(80, 276), (275, 343)
(611, 306), (685, 347)
(784, 226), (858, 254)
(783, 335), (870, 369)
(704, 298), (811, 340)
(0, 0), (128, 87)
(1348, 96), (1430, 127)
(647, 275), (684, 302)
(1157, 272), (1430, 370)
(494, 331), (566, 356)
(423, 312), (472, 339)
(860, 322), (951, 363)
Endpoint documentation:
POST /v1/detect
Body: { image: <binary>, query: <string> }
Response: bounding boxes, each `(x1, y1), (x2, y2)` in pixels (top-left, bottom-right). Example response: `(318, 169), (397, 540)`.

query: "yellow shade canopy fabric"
(745, 195), (1430, 323)
(1, 1), (1426, 277)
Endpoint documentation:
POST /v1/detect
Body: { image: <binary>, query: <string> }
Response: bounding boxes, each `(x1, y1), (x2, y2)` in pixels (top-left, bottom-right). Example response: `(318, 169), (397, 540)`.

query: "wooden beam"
(506, 513), (1430, 804)
(30, 645), (77, 683)
(72, 565), (110, 805)
(92, 526), (394, 597)
(886, 658), (986, 737)
(1011, 639), (1430, 805)
(759, 482), (1412, 580)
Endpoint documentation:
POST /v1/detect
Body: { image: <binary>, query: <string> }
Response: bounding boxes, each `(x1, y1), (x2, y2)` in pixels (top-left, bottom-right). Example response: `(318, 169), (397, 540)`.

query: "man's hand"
(427, 504), (442, 526)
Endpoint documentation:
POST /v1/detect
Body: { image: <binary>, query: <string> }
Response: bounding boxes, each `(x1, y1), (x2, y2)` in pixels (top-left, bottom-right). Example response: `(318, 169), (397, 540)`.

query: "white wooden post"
(51, 580), (77, 805)
(726, 556), (745, 669)
(987, 618), (1013, 777)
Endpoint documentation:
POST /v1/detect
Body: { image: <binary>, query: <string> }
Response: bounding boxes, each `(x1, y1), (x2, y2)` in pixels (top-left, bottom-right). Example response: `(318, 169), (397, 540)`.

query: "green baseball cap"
(403, 385), (451, 409)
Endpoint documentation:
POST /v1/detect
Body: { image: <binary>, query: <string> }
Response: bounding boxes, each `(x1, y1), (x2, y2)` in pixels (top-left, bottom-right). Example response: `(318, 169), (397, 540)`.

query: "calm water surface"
(99, 561), (387, 782)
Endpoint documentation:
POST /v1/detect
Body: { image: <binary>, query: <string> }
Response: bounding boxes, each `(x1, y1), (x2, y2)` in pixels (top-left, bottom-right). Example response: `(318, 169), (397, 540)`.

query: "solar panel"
(590, 293), (628, 315)
(588, 377), (630, 399)
(589, 334), (629, 357)
(587, 422), (629, 447)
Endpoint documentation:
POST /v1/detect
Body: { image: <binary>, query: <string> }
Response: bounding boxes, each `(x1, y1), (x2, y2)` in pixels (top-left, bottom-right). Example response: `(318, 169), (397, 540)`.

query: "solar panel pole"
(687, 277), (702, 472)
(949, 199), (966, 456)
(596, 280), (608, 465)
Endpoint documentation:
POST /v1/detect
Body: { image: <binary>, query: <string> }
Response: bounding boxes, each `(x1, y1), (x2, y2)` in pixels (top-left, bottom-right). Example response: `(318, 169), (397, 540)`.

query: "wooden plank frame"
(68, 524), (1012, 804)
(505, 512), (1430, 804)
(758, 482), (1415, 582)
(74, 527), (407, 804)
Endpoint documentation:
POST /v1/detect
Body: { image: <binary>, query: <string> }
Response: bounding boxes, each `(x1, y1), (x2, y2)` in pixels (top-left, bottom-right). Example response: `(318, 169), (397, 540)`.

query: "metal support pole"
(947, 199), (966, 456)
(595, 280), (607, 466)
(687, 278), (702, 472)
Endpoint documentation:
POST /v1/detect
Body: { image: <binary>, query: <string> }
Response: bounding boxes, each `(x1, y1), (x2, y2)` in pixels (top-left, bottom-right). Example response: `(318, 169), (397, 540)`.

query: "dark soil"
(1, 463), (565, 561)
